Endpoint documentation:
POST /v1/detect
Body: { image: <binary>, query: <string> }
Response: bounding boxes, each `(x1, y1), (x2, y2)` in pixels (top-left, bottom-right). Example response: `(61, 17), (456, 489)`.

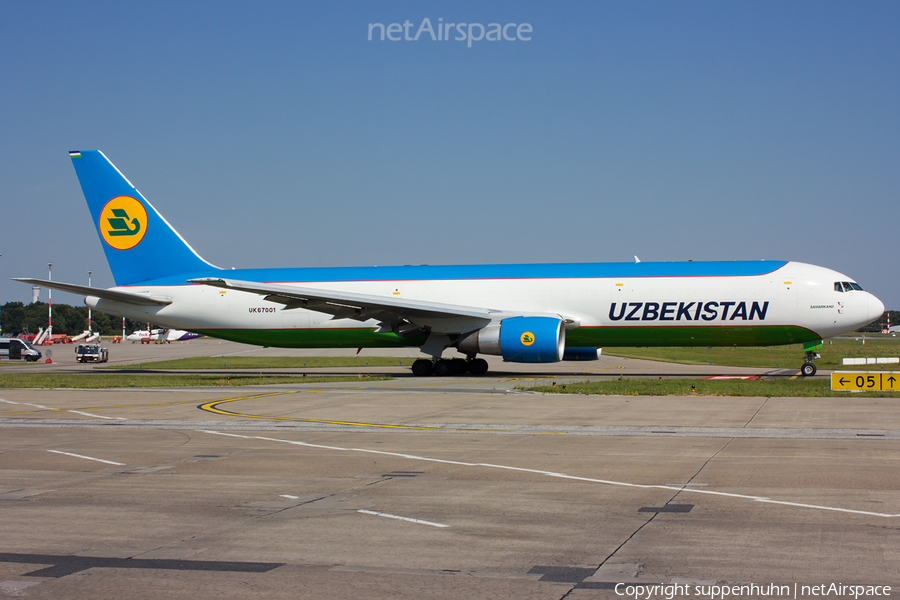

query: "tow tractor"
(75, 344), (109, 363)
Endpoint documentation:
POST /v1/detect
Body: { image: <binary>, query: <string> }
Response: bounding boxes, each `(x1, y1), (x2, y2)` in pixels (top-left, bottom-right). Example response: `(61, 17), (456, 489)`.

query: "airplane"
(14, 150), (885, 377)
(167, 329), (203, 342)
(126, 329), (203, 343)
(125, 330), (154, 343)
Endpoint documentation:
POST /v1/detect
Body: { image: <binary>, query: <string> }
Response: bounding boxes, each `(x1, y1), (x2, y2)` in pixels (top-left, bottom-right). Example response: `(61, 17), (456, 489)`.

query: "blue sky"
(2, 1), (898, 312)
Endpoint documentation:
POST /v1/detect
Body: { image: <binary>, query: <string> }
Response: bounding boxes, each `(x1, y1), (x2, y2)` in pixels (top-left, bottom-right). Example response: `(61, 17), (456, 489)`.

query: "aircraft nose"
(868, 293), (885, 322)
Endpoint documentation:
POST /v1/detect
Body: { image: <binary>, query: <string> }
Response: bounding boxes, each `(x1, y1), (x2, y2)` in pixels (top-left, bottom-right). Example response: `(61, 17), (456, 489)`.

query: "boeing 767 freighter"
(15, 150), (885, 376)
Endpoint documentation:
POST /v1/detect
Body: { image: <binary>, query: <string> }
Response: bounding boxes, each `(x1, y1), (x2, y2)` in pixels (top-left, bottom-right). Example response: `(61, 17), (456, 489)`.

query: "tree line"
(1, 302), (145, 337)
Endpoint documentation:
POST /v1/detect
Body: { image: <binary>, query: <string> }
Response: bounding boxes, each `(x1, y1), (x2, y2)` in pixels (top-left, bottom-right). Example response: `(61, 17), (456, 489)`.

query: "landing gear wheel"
(468, 358), (489, 375)
(412, 359), (433, 377)
(452, 358), (468, 374)
(433, 359), (453, 376)
(801, 362), (817, 377)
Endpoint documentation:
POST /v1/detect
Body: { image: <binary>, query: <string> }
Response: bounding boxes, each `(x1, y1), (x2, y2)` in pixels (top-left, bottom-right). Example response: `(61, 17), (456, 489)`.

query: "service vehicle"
(0, 338), (43, 362)
(75, 343), (109, 363)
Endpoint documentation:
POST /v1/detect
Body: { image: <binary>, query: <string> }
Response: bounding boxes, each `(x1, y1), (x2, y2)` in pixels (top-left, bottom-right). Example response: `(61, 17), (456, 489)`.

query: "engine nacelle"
(562, 347), (602, 361)
(457, 316), (565, 363)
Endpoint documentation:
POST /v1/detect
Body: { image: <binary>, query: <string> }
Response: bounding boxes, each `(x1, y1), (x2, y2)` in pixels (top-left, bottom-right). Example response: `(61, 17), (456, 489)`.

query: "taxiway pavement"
(1, 341), (898, 599)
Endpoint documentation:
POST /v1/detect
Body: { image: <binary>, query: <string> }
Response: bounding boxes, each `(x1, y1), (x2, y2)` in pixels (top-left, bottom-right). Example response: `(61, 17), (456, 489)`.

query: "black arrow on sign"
(839, 377), (849, 385)
(888, 376), (897, 386)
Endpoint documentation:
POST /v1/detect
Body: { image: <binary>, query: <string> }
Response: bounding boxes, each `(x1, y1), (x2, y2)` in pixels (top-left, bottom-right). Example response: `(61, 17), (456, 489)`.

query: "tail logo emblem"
(520, 332), (535, 346)
(100, 196), (148, 250)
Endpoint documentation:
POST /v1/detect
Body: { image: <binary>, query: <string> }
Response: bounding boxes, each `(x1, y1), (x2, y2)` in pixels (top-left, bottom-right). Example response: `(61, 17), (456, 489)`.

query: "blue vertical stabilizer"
(70, 150), (218, 286)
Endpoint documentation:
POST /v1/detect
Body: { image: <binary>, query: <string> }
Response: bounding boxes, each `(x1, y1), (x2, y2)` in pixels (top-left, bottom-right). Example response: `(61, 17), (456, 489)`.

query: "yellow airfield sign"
(831, 372), (900, 391)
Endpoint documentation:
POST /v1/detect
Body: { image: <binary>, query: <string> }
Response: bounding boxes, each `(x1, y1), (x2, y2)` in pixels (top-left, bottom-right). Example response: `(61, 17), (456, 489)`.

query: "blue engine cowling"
(499, 316), (565, 363)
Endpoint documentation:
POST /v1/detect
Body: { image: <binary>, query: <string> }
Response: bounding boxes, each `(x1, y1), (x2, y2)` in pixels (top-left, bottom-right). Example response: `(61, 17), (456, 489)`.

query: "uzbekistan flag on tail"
(69, 151), (82, 158)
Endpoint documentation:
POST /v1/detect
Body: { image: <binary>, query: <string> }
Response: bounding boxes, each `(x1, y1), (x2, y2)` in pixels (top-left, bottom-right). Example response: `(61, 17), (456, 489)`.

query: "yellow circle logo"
(520, 332), (535, 346)
(100, 196), (147, 250)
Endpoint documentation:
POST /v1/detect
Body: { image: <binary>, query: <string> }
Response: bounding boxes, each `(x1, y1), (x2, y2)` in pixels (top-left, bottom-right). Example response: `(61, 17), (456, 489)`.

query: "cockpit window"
(838, 281), (863, 292)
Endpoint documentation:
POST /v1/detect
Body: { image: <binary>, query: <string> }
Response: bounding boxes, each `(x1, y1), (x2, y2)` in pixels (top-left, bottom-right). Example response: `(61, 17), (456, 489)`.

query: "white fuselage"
(86, 261), (883, 351)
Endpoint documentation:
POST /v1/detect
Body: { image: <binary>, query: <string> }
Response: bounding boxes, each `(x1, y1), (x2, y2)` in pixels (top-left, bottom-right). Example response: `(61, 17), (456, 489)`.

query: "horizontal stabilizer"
(12, 278), (172, 306)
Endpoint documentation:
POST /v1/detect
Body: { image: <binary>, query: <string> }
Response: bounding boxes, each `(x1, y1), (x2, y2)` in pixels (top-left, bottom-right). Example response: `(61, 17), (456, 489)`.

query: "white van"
(0, 338), (43, 361)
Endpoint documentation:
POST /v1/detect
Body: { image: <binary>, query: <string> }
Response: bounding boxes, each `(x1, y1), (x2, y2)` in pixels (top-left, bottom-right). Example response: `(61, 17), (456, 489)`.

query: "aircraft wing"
(188, 277), (494, 332)
(12, 278), (173, 306)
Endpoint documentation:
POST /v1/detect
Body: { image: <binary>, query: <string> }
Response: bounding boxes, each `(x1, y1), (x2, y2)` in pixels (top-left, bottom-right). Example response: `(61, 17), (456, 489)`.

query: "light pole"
(87, 270), (92, 332)
(48, 262), (52, 340)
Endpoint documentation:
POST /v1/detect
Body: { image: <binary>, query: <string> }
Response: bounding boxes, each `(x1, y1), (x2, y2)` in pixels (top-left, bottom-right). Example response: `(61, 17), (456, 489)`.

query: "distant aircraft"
(15, 150), (885, 376)
(125, 330), (153, 343)
(126, 329), (202, 343)
(167, 329), (203, 342)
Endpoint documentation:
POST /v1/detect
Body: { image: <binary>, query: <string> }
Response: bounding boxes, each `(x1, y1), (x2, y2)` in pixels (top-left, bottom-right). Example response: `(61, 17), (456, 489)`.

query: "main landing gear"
(411, 357), (489, 377)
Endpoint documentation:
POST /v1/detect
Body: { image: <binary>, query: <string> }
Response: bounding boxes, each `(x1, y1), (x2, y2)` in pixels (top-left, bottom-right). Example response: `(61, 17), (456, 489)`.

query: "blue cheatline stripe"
(132, 260), (789, 288)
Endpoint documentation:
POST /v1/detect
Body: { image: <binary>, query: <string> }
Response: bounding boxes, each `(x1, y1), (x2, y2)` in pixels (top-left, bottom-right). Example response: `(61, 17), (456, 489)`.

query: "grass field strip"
(199, 430), (900, 519)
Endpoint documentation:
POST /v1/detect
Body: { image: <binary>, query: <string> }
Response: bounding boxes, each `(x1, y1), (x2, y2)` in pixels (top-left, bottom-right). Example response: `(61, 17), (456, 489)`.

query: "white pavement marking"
(280, 494), (299, 499)
(3, 399), (124, 420)
(199, 430), (253, 438)
(0, 582), (39, 595)
(200, 430), (900, 519)
(47, 450), (125, 466)
(68, 411), (126, 420)
(358, 509), (449, 528)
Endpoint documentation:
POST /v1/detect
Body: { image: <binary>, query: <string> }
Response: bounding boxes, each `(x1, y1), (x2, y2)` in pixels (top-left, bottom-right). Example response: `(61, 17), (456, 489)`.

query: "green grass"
(103, 356), (416, 370)
(602, 337), (900, 370)
(523, 377), (900, 398)
(0, 373), (391, 389)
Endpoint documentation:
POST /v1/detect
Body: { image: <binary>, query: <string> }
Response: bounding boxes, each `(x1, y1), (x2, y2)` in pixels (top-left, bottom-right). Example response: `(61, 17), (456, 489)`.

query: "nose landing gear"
(799, 340), (824, 377)
(801, 358), (817, 377)
(800, 347), (821, 377)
